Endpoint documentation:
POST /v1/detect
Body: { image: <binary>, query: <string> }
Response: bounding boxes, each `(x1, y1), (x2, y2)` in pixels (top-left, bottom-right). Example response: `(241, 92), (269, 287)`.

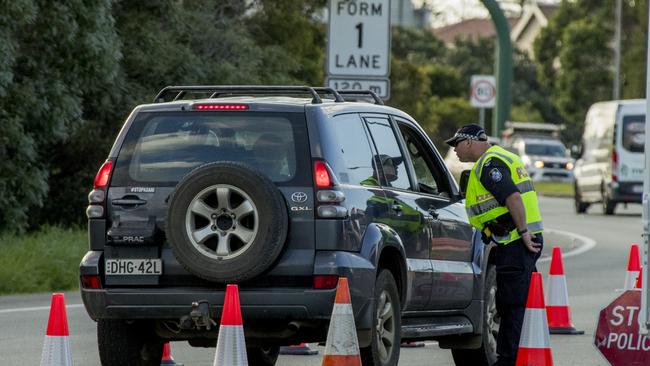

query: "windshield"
(525, 143), (566, 157)
(112, 111), (309, 184)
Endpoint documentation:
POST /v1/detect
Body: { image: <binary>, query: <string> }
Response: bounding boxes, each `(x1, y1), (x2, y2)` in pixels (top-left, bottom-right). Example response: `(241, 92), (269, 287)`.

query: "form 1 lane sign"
(595, 290), (650, 365)
(327, 0), (390, 77)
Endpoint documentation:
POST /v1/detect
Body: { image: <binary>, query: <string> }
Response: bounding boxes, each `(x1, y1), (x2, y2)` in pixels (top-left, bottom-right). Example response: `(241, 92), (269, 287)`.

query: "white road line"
(538, 228), (597, 263)
(0, 303), (84, 314)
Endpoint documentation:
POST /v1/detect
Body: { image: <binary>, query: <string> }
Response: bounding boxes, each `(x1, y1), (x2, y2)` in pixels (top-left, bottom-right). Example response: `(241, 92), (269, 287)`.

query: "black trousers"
(493, 234), (543, 366)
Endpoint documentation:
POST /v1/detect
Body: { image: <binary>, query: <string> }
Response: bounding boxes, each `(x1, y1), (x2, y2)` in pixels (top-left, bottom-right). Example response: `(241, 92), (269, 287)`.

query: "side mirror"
(570, 144), (581, 159)
(459, 170), (470, 198)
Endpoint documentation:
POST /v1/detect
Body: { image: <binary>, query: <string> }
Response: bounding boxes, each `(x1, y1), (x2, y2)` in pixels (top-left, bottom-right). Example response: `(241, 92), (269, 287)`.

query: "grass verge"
(534, 181), (574, 197)
(0, 226), (86, 295)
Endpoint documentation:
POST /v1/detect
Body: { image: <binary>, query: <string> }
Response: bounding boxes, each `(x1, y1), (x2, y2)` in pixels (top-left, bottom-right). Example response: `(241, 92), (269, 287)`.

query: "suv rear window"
(112, 111), (309, 185)
(622, 114), (645, 153)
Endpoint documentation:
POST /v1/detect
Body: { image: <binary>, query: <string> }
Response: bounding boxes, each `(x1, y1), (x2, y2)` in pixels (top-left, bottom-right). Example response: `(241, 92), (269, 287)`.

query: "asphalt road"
(0, 196), (643, 365)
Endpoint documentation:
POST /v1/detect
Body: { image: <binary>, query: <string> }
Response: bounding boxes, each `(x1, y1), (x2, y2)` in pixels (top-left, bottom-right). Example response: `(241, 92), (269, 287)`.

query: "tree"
(534, 0), (616, 144)
(248, 0), (327, 86)
(0, 0), (121, 231)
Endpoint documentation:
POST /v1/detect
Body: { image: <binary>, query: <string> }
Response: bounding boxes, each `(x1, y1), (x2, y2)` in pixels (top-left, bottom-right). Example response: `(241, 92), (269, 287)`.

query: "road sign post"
(327, 0), (391, 99)
(470, 75), (496, 131)
(595, 290), (650, 365)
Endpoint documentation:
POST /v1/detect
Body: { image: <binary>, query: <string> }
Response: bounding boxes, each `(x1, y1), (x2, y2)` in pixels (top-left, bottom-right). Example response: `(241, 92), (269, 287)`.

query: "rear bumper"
(80, 250), (375, 344)
(610, 181), (643, 203)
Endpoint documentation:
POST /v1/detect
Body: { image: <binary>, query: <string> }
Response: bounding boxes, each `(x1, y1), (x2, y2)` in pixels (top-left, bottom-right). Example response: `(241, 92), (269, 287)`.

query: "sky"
(412, 0), (559, 27)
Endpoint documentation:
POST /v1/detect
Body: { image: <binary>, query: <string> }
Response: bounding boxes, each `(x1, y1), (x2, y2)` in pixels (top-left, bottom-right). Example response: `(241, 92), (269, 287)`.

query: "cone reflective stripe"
(279, 343), (318, 355)
(322, 277), (361, 366)
(40, 293), (72, 366)
(545, 247), (584, 334)
(213, 284), (248, 366)
(624, 243), (641, 290)
(516, 272), (553, 366)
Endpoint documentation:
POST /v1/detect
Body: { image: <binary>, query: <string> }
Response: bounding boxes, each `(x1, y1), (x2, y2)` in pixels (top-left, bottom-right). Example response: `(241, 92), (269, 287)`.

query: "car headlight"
(566, 162), (574, 170)
(534, 160), (544, 168)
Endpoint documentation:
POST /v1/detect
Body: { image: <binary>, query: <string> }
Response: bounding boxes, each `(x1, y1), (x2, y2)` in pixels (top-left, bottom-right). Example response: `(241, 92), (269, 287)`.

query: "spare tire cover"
(166, 162), (288, 283)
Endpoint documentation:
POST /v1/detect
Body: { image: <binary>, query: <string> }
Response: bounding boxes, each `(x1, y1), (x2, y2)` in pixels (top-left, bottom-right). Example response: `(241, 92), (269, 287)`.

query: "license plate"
(633, 185), (644, 193)
(105, 259), (162, 275)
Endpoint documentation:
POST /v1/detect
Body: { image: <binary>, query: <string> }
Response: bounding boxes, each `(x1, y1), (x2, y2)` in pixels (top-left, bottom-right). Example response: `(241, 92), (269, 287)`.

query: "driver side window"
(398, 123), (447, 197)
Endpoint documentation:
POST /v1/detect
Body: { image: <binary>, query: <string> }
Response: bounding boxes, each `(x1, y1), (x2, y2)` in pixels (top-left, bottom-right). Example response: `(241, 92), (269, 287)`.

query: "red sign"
(595, 290), (650, 365)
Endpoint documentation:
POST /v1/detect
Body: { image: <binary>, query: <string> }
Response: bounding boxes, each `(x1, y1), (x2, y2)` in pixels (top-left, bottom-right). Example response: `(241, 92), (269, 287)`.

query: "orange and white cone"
(40, 293), (72, 366)
(321, 277), (361, 366)
(623, 243), (641, 290)
(213, 284), (247, 366)
(515, 272), (553, 366)
(161, 342), (183, 365)
(545, 246), (584, 335)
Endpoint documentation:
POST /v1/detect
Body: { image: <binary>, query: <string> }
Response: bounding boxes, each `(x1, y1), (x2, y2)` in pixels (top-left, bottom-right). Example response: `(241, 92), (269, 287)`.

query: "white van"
(573, 99), (646, 215)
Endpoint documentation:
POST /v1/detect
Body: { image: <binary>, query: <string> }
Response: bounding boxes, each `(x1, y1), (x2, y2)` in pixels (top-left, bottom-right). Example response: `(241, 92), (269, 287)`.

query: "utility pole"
(481, 0), (513, 137)
(613, 0), (622, 100)
(641, 0), (650, 336)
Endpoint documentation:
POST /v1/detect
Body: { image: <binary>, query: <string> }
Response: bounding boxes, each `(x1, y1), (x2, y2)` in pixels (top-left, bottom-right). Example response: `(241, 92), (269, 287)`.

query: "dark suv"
(80, 86), (498, 366)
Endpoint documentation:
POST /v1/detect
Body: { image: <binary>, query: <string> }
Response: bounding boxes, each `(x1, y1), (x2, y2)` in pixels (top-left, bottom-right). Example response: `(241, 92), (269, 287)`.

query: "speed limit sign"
(470, 75), (496, 108)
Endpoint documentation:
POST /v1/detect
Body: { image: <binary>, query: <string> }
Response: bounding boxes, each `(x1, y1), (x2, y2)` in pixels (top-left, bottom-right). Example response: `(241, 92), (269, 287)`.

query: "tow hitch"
(180, 300), (217, 330)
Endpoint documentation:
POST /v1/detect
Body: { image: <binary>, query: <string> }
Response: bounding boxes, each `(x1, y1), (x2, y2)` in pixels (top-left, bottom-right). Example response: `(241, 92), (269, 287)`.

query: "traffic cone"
(515, 272), (553, 366)
(161, 342), (184, 365)
(213, 284), (247, 366)
(279, 343), (318, 355)
(40, 293), (72, 366)
(545, 246), (584, 335)
(623, 243), (641, 290)
(321, 277), (361, 366)
(400, 341), (425, 348)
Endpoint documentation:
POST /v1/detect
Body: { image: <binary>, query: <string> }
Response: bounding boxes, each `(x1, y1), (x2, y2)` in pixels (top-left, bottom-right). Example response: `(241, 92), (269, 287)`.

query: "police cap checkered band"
(445, 124), (488, 146)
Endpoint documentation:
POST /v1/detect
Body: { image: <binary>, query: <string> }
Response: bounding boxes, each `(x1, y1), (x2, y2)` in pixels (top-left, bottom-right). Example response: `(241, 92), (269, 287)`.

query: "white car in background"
(508, 137), (574, 182)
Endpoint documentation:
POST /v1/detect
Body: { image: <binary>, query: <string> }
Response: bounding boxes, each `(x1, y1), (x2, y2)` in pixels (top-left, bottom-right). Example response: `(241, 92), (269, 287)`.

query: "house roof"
(433, 17), (519, 45)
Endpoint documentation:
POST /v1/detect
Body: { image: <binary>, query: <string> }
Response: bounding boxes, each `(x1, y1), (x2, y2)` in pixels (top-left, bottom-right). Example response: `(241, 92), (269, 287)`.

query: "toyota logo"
(291, 192), (308, 203)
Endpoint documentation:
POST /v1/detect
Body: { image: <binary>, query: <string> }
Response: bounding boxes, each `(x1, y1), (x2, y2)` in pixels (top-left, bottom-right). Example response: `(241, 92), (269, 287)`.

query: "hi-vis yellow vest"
(465, 145), (543, 245)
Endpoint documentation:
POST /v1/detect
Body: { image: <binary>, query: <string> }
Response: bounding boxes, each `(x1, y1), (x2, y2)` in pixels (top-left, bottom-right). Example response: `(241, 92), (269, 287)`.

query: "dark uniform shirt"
(479, 157), (519, 206)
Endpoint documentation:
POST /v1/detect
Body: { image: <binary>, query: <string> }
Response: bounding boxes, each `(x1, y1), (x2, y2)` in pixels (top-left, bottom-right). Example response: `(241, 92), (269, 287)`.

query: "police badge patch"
(489, 168), (503, 182)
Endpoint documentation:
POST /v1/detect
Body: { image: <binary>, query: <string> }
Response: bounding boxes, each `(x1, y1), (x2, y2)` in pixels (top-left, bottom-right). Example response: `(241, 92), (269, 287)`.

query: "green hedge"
(0, 226), (86, 295)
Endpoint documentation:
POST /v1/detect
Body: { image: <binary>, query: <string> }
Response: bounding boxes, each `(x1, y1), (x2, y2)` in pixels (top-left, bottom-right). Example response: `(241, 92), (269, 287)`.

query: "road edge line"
(538, 228), (597, 263)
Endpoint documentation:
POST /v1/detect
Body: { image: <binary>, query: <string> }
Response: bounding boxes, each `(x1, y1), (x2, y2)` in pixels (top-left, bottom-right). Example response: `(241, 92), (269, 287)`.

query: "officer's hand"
(522, 232), (541, 253)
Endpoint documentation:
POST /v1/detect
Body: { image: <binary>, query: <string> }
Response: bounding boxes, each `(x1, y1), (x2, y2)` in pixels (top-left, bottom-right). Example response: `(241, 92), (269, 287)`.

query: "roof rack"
(336, 90), (384, 105)
(153, 86), (384, 105)
(312, 87), (345, 102)
(154, 86), (326, 104)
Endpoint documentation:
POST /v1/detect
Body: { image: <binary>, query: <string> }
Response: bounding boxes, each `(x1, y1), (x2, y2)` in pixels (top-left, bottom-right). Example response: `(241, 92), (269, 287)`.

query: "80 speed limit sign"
(470, 75), (496, 108)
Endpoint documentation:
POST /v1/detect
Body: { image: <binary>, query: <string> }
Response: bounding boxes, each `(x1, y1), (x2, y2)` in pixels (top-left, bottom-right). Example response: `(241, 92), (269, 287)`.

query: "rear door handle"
(112, 199), (147, 206)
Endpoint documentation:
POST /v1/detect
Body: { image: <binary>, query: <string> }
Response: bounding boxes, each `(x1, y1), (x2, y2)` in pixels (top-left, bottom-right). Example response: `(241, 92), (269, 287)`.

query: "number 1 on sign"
(355, 22), (363, 48)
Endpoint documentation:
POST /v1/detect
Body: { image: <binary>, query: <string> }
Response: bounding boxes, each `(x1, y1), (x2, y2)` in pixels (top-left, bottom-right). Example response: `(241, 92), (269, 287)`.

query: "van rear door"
(615, 102), (646, 193)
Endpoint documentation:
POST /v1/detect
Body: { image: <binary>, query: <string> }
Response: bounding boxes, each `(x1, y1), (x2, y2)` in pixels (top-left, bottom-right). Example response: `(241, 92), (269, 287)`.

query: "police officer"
(445, 124), (543, 366)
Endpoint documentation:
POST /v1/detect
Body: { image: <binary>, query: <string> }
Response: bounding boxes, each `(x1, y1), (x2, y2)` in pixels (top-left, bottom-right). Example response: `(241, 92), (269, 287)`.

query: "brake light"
(314, 161), (331, 187)
(313, 275), (339, 289)
(94, 160), (113, 189)
(193, 104), (249, 110)
(612, 150), (618, 182)
(81, 275), (102, 289)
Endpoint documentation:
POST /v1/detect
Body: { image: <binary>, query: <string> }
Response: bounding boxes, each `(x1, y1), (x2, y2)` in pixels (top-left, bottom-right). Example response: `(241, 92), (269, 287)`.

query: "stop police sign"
(595, 290), (650, 365)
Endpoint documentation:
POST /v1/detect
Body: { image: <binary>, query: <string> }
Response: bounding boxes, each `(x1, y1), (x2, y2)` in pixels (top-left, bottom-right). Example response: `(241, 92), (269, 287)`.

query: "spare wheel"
(166, 162), (288, 283)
